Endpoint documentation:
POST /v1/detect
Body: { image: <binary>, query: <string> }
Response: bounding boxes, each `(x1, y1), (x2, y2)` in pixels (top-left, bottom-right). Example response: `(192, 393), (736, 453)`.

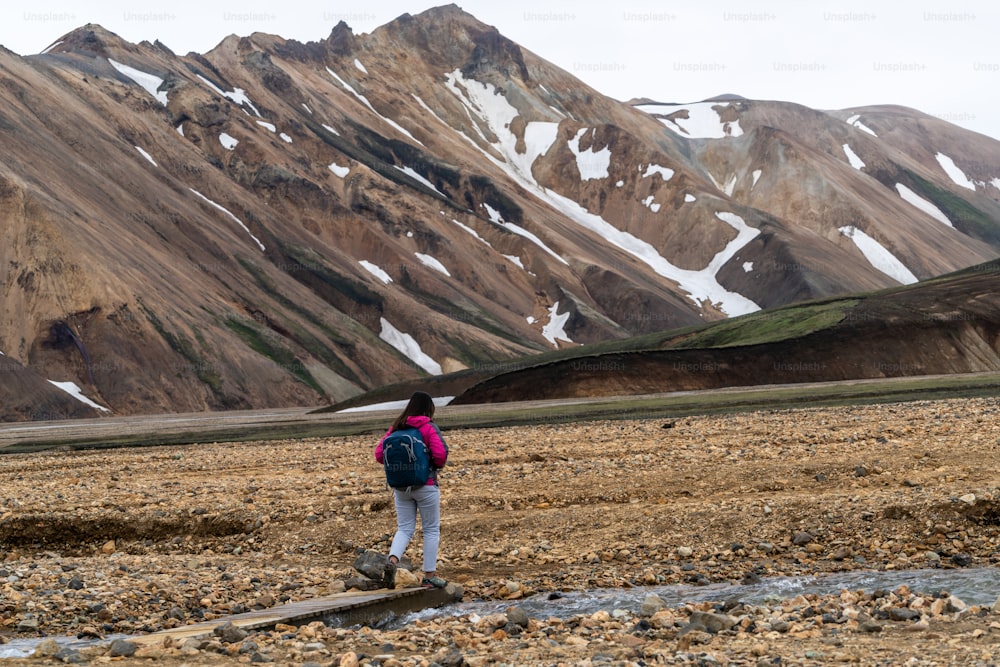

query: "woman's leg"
(388, 489), (417, 560)
(412, 485), (441, 575)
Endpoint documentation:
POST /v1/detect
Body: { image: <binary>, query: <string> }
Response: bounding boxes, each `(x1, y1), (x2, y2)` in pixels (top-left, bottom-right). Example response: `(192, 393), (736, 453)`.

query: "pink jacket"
(375, 415), (448, 485)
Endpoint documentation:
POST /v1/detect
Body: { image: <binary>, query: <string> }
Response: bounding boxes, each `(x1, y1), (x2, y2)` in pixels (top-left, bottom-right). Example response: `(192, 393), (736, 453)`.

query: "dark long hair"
(390, 391), (435, 432)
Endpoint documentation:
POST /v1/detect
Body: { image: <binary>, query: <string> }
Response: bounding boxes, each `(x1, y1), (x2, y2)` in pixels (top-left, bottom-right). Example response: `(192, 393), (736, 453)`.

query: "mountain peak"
(47, 24), (127, 56)
(373, 3), (528, 81)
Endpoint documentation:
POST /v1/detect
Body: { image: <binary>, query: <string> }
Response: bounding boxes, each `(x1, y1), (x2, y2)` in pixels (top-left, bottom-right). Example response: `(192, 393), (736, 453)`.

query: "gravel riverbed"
(2, 396), (999, 665)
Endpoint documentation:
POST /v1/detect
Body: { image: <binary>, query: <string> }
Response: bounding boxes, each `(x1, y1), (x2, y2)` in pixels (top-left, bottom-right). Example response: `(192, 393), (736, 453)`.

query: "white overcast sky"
(2, 0), (998, 140)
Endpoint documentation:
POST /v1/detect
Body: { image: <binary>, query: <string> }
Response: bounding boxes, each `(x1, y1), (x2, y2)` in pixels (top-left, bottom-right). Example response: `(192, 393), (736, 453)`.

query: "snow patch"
(219, 133), (238, 150)
(135, 146), (157, 167)
(842, 143), (865, 170)
(451, 219), (492, 247)
(743, 261), (754, 272)
(412, 94), (450, 127)
(846, 114), (877, 137)
(189, 188), (265, 251)
(444, 69), (757, 316)
(642, 195), (661, 213)
(751, 169), (762, 187)
(256, 121), (276, 132)
(329, 163), (350, 178)
(504, 255), (525, 269)
(176, 124), (184, 136)
(196, 75), (261, 117)
(302, 103), (312, 114)
(482, 203), (504, 224)
(394, 166), (446, 196)
(322, 123), (340, 136)
(108, 58), (168, 105)
(41, 40), (63, 54)
(685, 193), (697, 203)
(379, 318), (442, 375)
(616, 180), (624, 188)
(723, 174), (737, 197)
(354, 58), (368, 74)
(839, 226), (917, 284)
(444, 70), (559, 180)
(48, 380), (110, 412)
(541, 301), (573, 347)
(482, 204), (567, 265)
(639, 102), (743, 139)
(279, 133), (292, 144)
(359, 260), (392, 284)
(643, 164), (675, 181)
(993, 178), (1000, 190)
(935, 152), (976, 191)
(327, 67), (421, 144)
(568, 128), (611, 180)
(895, 183), (953, 227)
(337, 396), (453, 413)
(415, 252), (451, 277)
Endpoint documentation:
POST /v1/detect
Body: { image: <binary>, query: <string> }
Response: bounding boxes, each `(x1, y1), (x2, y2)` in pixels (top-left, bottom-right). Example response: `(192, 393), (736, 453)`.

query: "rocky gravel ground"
(1, 396), (1000, 665)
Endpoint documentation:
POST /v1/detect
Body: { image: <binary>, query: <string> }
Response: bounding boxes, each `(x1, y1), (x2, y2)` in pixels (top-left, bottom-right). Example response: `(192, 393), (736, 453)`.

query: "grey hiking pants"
(388, 484), (441, 573)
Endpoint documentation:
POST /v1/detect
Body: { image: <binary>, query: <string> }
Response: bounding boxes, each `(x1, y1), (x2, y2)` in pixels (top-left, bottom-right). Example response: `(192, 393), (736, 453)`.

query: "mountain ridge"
(1, 6), (998, 421)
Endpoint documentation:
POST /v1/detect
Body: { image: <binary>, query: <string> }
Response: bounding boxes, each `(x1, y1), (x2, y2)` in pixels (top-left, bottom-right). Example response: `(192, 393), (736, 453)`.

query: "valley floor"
(2, 396), (1000, 665)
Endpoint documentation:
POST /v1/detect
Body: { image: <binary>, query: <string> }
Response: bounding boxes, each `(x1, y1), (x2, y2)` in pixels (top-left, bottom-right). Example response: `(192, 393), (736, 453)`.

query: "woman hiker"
(374, 391), (448, 588)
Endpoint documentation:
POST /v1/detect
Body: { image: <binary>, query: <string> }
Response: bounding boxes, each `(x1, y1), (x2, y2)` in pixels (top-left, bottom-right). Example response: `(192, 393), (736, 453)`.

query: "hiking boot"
(381, 559), (397, 589)
(421, 576), (446, 589)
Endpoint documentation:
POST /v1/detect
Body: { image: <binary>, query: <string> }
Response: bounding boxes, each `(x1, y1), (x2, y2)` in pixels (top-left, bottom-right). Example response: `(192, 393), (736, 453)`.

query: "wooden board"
(130, 586), (453, 646)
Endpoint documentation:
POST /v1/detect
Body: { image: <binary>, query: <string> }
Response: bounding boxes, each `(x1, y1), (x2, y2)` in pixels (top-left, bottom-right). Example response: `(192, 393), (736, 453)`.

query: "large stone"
(506, 605), (530, 627)
(108, 639), (139, 657)
(343, 576), (380, 591)
(393, 567), (420, 588)
(887, 608), (921, 622)
(214, 621), (249, 644)
(688, 610), (737, 634)
(640, 593), (665, 617)
(353, 549), (389, 580)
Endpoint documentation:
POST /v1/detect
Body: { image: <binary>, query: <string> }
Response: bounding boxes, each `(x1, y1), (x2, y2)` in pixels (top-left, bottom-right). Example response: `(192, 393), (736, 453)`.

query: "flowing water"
(3, 567), (997, 658)
(395, 566), (1000, 627)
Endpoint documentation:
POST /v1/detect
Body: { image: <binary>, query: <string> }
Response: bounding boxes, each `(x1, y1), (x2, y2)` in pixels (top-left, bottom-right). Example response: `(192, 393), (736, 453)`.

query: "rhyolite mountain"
(2, 5), (999, 420)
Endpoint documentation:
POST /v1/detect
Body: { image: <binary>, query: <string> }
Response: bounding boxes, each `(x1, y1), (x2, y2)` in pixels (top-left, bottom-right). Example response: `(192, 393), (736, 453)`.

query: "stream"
(2, 567), (997, 658)
(392, 566), (1000, 628)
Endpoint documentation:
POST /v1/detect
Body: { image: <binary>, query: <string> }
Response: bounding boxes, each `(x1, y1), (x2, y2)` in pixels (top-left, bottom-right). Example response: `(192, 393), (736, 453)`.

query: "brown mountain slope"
(1, 6), (999, 420)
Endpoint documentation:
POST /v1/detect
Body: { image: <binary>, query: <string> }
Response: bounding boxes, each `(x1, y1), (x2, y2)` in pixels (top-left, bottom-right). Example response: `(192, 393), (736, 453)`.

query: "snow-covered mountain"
(2, 5), (999, 420)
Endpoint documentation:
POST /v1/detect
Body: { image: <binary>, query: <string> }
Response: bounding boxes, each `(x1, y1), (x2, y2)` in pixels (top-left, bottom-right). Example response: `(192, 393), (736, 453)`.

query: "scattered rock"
(2, 399), (999, 665)
(951, 553), (973, 567)
(353, 549), (389, 580)
(108, 638), (138, 657)
(859, 620), (883, 633)
(17, 618), (39, 632)
(394, 567), (420, 588)
(959, 493), (976, 505)
(506, 605), (530, 627)
(887, 608), (921, 622)
(688, 610), (737, 634)
(214, 621), (249, 644)
(640, 593), (665, 617)
(792, 532), (814, 546)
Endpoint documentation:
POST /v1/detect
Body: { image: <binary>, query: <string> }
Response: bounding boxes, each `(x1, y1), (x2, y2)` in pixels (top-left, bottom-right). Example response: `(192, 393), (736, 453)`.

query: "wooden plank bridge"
(130, 586), (457, 646)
